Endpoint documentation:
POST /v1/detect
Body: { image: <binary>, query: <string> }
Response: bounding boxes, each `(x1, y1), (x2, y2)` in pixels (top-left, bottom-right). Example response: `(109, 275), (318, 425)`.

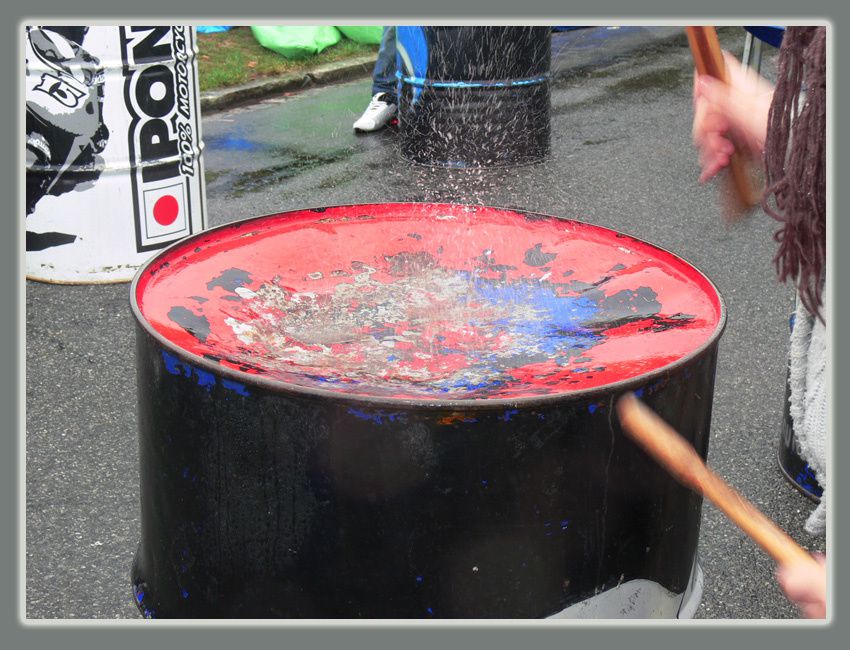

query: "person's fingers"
(706, 132), (735, 156)
(696, 111), (732, 144)
(695, 141), (730, 182)
(698, 150), (728, 183)
(778, 570), (809, 600)
(695, 74), (728, 107)
(691, 53), (772, 180)
(694, 76), (749, 150)
(693, 89), (735, 182)
(697, 133), (730, 164)
(698, 152), (731, 183)
(705, 52), (774, 154)
(781, 561), (823, 595)
(802, 602), (826, 619)
(692, 93), (731, 146)
(776, 556), (827, 619)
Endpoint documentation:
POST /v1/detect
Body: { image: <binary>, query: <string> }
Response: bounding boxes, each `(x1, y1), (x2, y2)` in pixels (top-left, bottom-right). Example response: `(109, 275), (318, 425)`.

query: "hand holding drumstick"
(616, 392), (826, 618)
(687, 26), (771, 217)
(776, 551), (827, 619)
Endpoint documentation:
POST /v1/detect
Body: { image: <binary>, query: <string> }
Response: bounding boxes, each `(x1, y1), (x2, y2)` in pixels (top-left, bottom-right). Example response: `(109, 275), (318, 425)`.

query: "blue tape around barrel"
(398, 73), (550, 89)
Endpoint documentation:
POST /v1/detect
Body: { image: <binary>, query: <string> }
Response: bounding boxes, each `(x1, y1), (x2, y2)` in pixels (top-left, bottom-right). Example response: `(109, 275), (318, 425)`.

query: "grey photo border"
(5, 0), (845, 648)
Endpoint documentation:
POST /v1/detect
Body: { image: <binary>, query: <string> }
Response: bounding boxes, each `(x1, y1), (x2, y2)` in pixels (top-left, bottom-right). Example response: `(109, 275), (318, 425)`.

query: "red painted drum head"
(134, 203), (725, 402)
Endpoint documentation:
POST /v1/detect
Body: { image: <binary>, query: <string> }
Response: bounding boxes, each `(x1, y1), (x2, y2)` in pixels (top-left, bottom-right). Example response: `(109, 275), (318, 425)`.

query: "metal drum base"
(133, 548), (704, 620)
(548, 557), (703, 619)
(777, 447), (822, 503)
(777, 378), (822, 503)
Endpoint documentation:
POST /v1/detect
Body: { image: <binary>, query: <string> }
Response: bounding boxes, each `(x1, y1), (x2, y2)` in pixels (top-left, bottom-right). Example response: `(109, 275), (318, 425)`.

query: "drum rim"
(130, 201), (728, 411)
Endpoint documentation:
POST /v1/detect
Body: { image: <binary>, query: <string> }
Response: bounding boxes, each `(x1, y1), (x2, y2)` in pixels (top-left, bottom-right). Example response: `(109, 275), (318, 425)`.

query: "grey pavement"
(25, 26), (824, 620)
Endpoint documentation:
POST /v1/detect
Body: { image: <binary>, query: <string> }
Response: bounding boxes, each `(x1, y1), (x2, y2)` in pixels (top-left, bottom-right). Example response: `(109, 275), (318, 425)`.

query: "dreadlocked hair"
(761, 26), (826, 322)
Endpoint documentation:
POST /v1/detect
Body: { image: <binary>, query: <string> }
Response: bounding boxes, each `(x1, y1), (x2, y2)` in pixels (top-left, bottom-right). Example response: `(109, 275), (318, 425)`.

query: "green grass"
(196, 27), (379, 92)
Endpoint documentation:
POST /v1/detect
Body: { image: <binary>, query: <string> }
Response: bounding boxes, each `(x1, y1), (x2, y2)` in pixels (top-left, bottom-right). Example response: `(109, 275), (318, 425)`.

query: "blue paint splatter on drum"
(795, 465), (824, 497)
(346, 407), (407, 425)
(221, 378), (250, 396)
(468, 276), (602, 359)
(161, 350), (250, 397)
(162, 350), (192, 377)
(433, 377), (502, 393)
(133, 582), (157, 618)
(195, 368), (216, 391)
(500, 409), (519, 421)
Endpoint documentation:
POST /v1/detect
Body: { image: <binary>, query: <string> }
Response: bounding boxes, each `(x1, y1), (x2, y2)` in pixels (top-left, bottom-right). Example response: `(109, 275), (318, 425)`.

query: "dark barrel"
(130, 203), (726, 618)
(396, 27), (551, 168)
(777, 314), (823, 502)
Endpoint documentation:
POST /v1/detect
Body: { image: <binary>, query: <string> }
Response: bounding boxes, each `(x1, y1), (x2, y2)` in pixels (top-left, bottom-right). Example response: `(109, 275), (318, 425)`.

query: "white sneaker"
(353, 92), (397, 132)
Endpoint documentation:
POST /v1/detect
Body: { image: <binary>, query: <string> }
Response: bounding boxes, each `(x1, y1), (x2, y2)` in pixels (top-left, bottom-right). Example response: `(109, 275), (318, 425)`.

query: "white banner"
(25, 25), (206, 283)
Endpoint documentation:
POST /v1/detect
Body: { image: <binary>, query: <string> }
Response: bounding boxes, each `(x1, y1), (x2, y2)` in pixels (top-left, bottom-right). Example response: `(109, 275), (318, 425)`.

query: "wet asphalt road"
(25, 26), (825, 620)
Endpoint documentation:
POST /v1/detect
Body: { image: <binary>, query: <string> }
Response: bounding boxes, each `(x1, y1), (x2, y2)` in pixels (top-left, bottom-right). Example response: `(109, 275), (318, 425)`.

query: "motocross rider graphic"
(25, 26), (109, 251)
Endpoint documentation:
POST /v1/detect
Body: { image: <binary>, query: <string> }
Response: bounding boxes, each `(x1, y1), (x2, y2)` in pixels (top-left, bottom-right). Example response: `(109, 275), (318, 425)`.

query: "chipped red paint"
(134, 203), (723, 400)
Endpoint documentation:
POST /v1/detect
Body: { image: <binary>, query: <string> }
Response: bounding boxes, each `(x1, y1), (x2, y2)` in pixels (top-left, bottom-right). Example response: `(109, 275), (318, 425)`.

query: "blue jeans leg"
(371, 26), (397, 99)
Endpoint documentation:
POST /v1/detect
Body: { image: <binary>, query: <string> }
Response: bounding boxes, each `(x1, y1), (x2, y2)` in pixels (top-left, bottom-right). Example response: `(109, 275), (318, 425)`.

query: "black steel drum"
(396, 27), (551, 168)
(777, 314), (823, 502)
(130, 203), (726, 618)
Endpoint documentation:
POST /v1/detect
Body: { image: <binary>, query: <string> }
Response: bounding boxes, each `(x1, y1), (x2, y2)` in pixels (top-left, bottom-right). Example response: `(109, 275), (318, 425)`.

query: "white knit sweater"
(787, 283), (828, 535)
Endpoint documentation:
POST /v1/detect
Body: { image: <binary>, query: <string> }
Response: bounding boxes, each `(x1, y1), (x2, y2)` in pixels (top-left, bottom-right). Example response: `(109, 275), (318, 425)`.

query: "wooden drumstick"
(616, 391), (820, 571)
(687, 26), (762, 218)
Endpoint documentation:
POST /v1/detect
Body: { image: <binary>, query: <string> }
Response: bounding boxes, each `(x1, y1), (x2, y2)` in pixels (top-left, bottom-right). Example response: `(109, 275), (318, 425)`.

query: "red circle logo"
(153, 195), (180, 226)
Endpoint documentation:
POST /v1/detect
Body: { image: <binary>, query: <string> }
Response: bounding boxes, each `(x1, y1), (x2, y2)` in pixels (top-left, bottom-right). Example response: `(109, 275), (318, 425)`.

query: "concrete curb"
(200, 55), (377, 114)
